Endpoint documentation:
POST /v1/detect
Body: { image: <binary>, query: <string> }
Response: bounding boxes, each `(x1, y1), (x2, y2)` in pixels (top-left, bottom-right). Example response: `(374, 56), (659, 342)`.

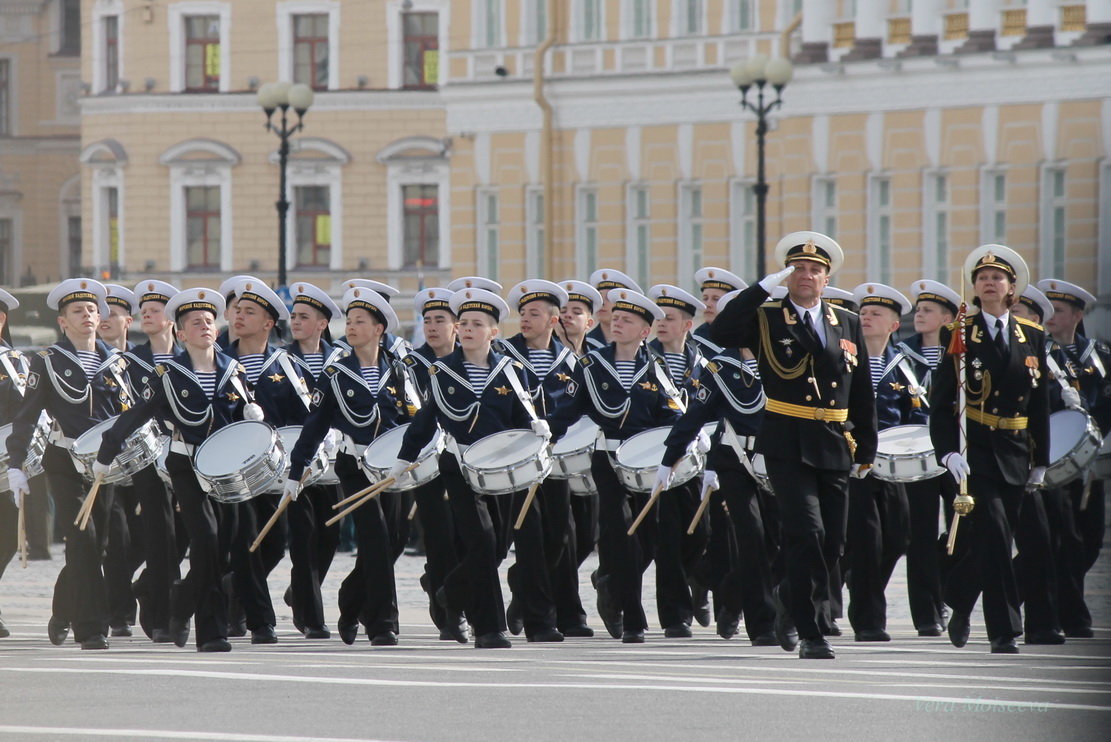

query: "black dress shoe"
(283, 585), (293, 607)
(591, 570), (623, 640)
(527, 628), (564, 643)
(303, 626), (331, 639)
(228, 618), (247, 638)
(824, 621), (842, 637)
(621, 629), (646, 644)
(560, 624), (595, 638)
(198, 639), (232, 652)
(0, 615), (9, 639)
(772, 586), (798, 652)
(690, 581), (712, 628)
(1024, 629), (1066, 645)
(110, 624), (133, 638)
(371, 631), (399, 646)
(475, 631), (512, 649)
(917, 624), (944, 637)
(716, 608), (740, 640)
(1064, 626), (1094, 638)
(854, 629), (891, 642)
(799, 637), (835, 659)
(251, 626), (278, 645)
(439, 611), (468, 644)
(48, 616), (70, 646)
(664, 623), (692, 638)
(80, 634), (109, 650)
(751, 633), (779, 647)
(169, 617), (190, 648)
(151, 628), (174, 644)
(948, 610), (970, 648)
(434, 586), (449, 610)
(338, 620), (358, 646)
(990, 637), (1019, 654)
(506, 599), (524, 636)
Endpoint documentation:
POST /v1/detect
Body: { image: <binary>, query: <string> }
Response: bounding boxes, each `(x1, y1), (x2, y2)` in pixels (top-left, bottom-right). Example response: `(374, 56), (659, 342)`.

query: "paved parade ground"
(2, 535), (1109, 742)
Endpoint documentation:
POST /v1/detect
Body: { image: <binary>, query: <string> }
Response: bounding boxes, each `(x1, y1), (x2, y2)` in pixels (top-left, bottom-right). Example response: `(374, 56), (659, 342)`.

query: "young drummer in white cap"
(585, 269), (643, 350)
(691, 267), (746, 356)
(555, 280), (602, 357)
(0, 288), (30, 639)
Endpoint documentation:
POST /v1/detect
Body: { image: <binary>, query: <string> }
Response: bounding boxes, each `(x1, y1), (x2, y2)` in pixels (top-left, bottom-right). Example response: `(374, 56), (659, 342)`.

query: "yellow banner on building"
(315, 215), (331, 245)
(205, 43), (221, 77)
(423, 50), (439, 85)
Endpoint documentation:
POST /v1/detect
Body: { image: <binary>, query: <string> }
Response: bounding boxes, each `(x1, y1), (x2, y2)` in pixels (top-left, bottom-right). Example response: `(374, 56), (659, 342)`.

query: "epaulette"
(324, 365), (338, 376)
(705, 361), (721, 374)
(511, 360), (523, 369)
(38, 349), (51, 357)
(1015, 316), (1043, 331)
(155, 364), (166, 376)
(829, 303), (857, 317)
(760, 300), (781, 308)
(428, 365), (439, 375)
(579, 355), (593, 367)
(945, 317), (974, 331)
(402, 355), (416, 366)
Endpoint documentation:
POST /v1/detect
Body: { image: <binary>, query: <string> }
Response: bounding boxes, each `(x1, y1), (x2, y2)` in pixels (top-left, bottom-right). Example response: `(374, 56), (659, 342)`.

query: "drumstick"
(686, 487), (717, 535)
(513, 480), (542, 531)
(75, 473), (104, 531)
(249, 473), (309, 553)
(332, 462), (420, 510)
(628, 482), (665, 536)
(325, 463), (419, 526)
(17, 490), (27, 568)
(407, 501), (418, 521)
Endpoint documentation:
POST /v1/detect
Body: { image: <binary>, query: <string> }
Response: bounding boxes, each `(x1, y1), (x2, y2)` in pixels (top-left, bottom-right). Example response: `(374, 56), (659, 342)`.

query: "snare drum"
(317, 432), (341, 486)
(460, 430), (553, 496)
(1044, 409), (1101, 489)
(71, 417), (165, 485)
(193, 421), (285, 503)
(872, 424), (945, 483)
(1095, 434), (1111, 481)
(274, 426), (329, 490)
(612, 427), (705, 494)
(360, 423), (444, 492)
(567, 472), (598, 497)
(550, 417), (598, 479)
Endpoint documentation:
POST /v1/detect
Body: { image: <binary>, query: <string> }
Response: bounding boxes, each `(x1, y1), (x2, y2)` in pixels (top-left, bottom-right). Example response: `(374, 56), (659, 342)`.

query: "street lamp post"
(257, 81), (315, 291)
(730, 55), (793, 278)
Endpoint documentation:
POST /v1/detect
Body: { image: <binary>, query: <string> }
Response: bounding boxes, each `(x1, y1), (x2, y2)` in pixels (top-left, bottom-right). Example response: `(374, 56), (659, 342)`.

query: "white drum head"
(196, 421), (275, 476)
(364, 424), (409, 469)
(73, 417), (118, 456)
(876, 424), (933, 457)
(615, 428), (670, 469)
(553, 417), (599, 455)
(464, 430), (542, 468)
(0, 423), (11, 447)
(277, 426), (303, 452)
(1048, 409), (1089, 462)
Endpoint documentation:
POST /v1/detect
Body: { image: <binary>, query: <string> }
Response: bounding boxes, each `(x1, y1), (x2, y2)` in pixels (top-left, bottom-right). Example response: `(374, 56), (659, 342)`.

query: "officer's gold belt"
(765, 398), (849, 423)
(967, 407), (1028, 430)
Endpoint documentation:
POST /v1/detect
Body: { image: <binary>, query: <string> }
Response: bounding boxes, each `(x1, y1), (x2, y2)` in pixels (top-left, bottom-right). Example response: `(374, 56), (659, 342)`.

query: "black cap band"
(700, 279), (737, 292)
(106, 296), (132, 310)
(346, 300), (387, 325)
(293, 295), (332, 319)
(655, 295), (697, 316)
(567, 293), (594, 311)
(596, 280), (628, 291)
(613, 300), (653, 323)
(785, 241), (831, 268)
(1018, 295), (1045, 319)
(518, 291), (561, 309)
(1042, 290), (1085, 310)
(140, 292), (171, 306)
(175, 301), (219, 318)
(458, 300), (500, 320)
(824, 297), (858, 312)
(420, 299), (453, 315)
(915, 292), (957, 314)
(859, 296), (902, 313)
(59, 291), (98, 307)
(240, 291), (280, 321)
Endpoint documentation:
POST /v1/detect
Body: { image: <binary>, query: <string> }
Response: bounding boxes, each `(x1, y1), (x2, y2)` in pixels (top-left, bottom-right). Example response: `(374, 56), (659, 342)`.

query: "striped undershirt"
(302, 353), (324, 380)
(360, 365), (381, 395)
(869, 357), (886, 392)
(742, 358), (760, 379)
(922, 345), (943, 369)
(1065, 343), (1078, 357)
(76, 350), (101, 380)
(528, 348), (555, 378)
(663, 352), (687, 385)
(614, 360), (638, 390)
(463, 362), (491, 391)
(195, 371), (217, 400)
(238, 354), (265, 384)
(153, 353), (174, 366)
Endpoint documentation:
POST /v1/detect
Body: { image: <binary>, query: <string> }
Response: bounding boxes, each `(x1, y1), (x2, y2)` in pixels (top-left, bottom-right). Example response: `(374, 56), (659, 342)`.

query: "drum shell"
(1044, 410), (1101, 489)
(359, 423), (444, 492)
(272, 425), (328, 491)
(550, 418), (598, 479)
(193, 421), (285, 503)
(1095, 434), (1111, 481)
(70, 417), (164, 485)
(612, 427), (705, 494)
(0, 418), (52, 486)
(460, 430), (553, 496)
(872, 424), (945, 483)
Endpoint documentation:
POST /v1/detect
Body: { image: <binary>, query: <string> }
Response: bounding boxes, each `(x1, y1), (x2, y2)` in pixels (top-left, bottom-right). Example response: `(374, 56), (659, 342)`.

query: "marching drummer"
(497, 279), (590, 641)
(393, 287), (545, 649)
(215, 275), (260, 351)
(283, 281), (343, 640)
(0, 288), (30, 640)
(930, 245), (1049, 654)
(691, 268), (746, 357)
(339, 278), (412, 361)
(555, 280), (602, 357)
(5, 279), (132, 650)
(584, 269), (643, 351)
(283, 286), (412, 646)
(547, 288), (685, 643)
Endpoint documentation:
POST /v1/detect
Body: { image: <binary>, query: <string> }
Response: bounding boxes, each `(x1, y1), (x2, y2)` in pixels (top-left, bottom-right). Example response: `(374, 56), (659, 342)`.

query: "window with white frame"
(525, 187), (545, 278)
(476, 0), (503, 48)
(169, 3), (230, 93)
(1041, 166), (1067, 277)
(627, 184), (651, 289)
(184, 15), (221, 91)
(626, 0), (653, 38)
(403, 184), (440, 268)
(379, 136), (450, 269)
(577, 187), (599, 276)
(577, 0), (604, 42)
(104, 16), (120, 92)
(282, 138), (347, 270)
(678, 183), (704, 289)
(477, 189), (500, 282)
(403, 11), (440, 87)
(294, 185), (331, 267)
(982, 169), (1006, 244)
(813, 176), (838, 239)
(675, 0), (705, 36)
(523, 0), (547, 45)
(0, 60), (10, 137)
(293, 15), (330, 90)
(869, 175), (893, 284)
(184, 186), (220, 269)
(161, 139), (237, 271)
(92, 1), (124, 94)
(277, 3), (340, 91)
(728, 0), (756, 32)
(57, 0), (81, 56)
(924, 171), (951, 282)
(729, 179), (757, 279)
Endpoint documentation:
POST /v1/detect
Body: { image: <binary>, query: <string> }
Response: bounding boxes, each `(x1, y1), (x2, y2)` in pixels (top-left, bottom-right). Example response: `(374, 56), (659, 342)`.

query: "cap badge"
(148, 283), (155, 291)
(983, 251), (995, 264)
(198, 291), (206, 299)
(80, 281), (87, 289)
(803, 240), (817, 254)
(619, 291), (627, 300)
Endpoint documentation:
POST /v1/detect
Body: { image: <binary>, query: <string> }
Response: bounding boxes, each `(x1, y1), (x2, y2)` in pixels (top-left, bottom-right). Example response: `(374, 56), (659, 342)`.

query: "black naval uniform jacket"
(929, 312), (1050, 487)
(872, 344), (929, 431)
(1048, 333), (1111, 436)
(7, 337), (130, 467)
(400, 343), (441, 402)
(228, 341), (309, 427)
(584, 324), (608, 351)
(96, 348), (252, 463)
(690, 322), (723, 357)
(711, 285), (877, 471)
(548, 342), (683, 446)
(495, 334), (576, 418)
(896, 334), (942, 392)
(0, 342), (30, 424)
(284, 338), (336, 390)
(398, 347), (534, 462)
(648, 336), (708, 402)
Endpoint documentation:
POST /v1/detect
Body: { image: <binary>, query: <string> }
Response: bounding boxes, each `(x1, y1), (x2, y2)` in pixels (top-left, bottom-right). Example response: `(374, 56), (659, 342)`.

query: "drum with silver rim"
(872, 424), (945, 483)
(612, 427), (705, 494)
(271, 425), (329, 491)
(1095, 433), (1111, 481)
(194, 420), (285, 503)
(567, 472), (598, 497)
(71, 416), (165, 485)
(0, 418), (49, 490)
(750, 453), (770, 490)
(360, 423), (444, 492)
(550, 417), (598, 479)
(1044, 409), (1101, 489)
(317, 432), (341, 485)
(460, 429), (552, 496)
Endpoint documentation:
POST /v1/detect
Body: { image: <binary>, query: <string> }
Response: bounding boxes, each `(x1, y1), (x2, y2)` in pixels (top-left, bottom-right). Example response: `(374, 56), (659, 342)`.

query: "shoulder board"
(511, 360), (523, 369)
(705, 361), (720, 374)
(38, 349), (51, 357)
(579, 355), (594, 367)
(945, 318), (974, 331)
(1015, 316), (1043, 331)
(155, 364), (167, 376)
(402, 355), (416, 366)
(324, 365), (339, 376)
(760, 300), (781, 308)
(428, 365), (439, 375)
(829, 304), (856, 317)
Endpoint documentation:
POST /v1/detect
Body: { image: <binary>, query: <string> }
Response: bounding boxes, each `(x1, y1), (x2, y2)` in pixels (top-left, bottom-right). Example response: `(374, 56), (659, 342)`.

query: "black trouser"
(656, 477), (706, 629)
(715, 460), (776, 639)
(25, 473), (51, 557)
(104, 483), (143, 629)
(1014, 488), (1059, 634)
(412, 475), (460, 629)
(548, 481), (588, 631)
(335, 452), (399, 636)
(1044, 483), (1092, 633)
(438, 451), (507, 636)
(943, 473), (1023, 642)
(764, 456), (848, 642)
(903, 474), (951, 631)
(845, 474), (909, 633)
(381, 488), (408, 564)
(129, 464), (179, 635)
(570, 491), (597, 567)
(166, 451), (236, 647)
(1075, 478), (1105, 574)
(230, 494), (284, 631)
(286, 483), (340, 632)
(0, 495), (17, 605)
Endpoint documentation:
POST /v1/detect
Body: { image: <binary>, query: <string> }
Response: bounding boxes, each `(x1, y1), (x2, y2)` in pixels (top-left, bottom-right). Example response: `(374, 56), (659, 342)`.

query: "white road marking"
(0, 727), (391, 742)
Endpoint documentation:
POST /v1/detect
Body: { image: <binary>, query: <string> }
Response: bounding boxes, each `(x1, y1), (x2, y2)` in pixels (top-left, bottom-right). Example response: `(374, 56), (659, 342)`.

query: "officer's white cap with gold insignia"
(774, 231), (844, 276)
(852, 282), (912, 316)
(219, 275), (263, 300)
(342, 286), (399, 333)
(908, 278), (960, 315)
(449, 287), (510, 323)
(341, 278), (400, 300)
(1019, 285), (1055, 323)
(964, 244), (1029, 296)
(445, 276), (503, 294)
(0, 288), (19, 312)
(133, 279), (180, 307)
(589, 268), (642, 294)
(414, 287), (456, 316)
(291, 281), (341, 319)
(648, 284), (706, 316)
(694, 267), (746, 294)
(48, 278), (108, 311)
(606, 288), (664, 323)
(233, 278), (291, 321)
(822, 286), (858, 312)
(1036, 278), (1097, 312)
(165, 288), (225, 320)
(715, 289), (743, 315)
(509, 280), (569, 312)
(559, 280), (603, 313)
(104, 284), (139, 315)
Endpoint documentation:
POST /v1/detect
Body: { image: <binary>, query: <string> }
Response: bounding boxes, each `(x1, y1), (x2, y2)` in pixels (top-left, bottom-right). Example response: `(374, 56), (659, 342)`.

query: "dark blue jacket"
(0, 343), (30, 424)
(495, 333), (577, 418)
(1046, 333), (1111, 436)
(871, 345), (929, 431)
(284, 338), (336, 389)
(228, 341), (310, 427)
(648, 336), (707, 401)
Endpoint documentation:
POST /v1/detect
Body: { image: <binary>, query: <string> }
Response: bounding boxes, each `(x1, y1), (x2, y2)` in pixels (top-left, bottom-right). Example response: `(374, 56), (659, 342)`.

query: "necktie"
(994, 318), (1008, 356)
(802, 311), (820, 347)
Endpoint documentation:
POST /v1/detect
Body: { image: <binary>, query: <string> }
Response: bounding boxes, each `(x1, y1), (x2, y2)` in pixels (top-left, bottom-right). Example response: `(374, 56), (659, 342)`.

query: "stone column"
(900, 0), (942, 56)
(958, 0), (1001, 53)
(794, 0), (831, 64)
(843, 0), (884, 61)
(1014, 0), (1057, 48)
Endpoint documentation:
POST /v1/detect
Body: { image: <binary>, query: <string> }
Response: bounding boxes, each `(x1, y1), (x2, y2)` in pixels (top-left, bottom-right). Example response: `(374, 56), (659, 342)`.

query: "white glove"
(530, 419), (551, 440)
(700, 471), (719, 500)
(654, 465), (674, 491)
(1026, 466), (1047, 491)
(322, 429), (339, 455)
(942, 452), (970, 484)
(92, 461), (112, 480)
(388, 460), (412, 484)
(282, 478), (301, 502)
(7, 468), (29, 504)
(1060, 386), (1083, 410)
(244, 403), (265, 421)
(850, 463), (872, 480)
(694, 429), (712, 455)
(758, 264), (796, 293)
